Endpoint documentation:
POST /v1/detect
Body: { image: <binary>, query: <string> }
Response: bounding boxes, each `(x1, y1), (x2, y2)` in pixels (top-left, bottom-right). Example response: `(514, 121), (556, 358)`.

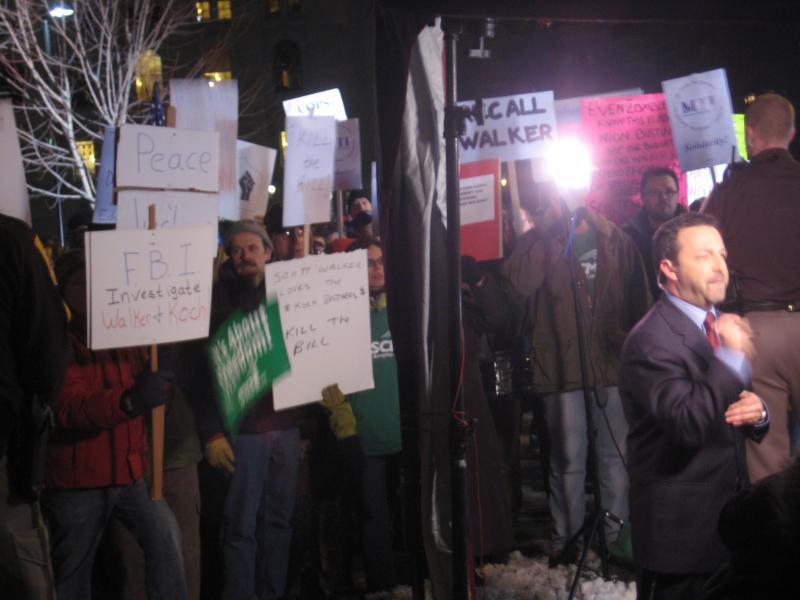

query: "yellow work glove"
(205, 436), (235, 473)
(321, 384), (357, 440)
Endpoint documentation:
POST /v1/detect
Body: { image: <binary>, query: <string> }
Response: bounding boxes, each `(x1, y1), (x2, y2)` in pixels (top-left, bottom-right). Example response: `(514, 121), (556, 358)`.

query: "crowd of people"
(2, 92), (800, 600)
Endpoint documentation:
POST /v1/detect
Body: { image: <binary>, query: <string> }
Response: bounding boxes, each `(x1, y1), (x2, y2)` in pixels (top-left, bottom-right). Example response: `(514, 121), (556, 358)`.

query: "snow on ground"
(368, 552), (636, 600)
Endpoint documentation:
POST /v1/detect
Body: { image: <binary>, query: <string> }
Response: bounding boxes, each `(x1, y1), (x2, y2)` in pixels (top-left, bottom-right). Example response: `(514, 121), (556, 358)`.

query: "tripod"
(557, 206), (624, 600)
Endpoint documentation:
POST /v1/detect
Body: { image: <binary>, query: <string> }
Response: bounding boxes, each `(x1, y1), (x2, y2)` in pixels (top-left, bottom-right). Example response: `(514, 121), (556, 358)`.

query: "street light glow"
(49, 4), (74, 18)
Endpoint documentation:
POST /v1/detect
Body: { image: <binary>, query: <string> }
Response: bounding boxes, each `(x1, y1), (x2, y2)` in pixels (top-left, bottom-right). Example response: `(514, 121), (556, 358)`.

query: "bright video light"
(546, 138), (593, 191)
(267, 184), (277, 195)
(49, 4), (74, 18)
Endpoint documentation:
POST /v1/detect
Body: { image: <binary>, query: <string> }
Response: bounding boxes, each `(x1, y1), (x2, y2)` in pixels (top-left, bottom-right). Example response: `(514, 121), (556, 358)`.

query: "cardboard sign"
(282, 88), (347, 120)
(334, 118), (362, 190)
(93, 127), (117, 224)
(266, 251), (374, 410)
(662, 68), (739, 172)
(86, 225), (216, 350)
(581, 93), (685, 225)
(459, 160), (502, 261)
(282, 115), (336, 226)
(0, 99), (30, 224)
(236, 140), (277, 222)
(116, 124), (220, 192)
(170, 79), (239, 219)
(116, 190), (218, 230)
(207, 298), (291, 432)
(458, 91), (557, 164)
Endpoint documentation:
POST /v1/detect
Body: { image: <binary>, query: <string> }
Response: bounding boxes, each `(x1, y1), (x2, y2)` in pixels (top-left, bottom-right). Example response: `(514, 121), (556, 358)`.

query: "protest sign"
(93, 127), (117, 224)
(334, 118), (362, 190)
(282, 88), (347, 120)
(207, 298), (290, 431)
(86, 225), (216, 350)
(458, 91), (557, 164)
(116, 190), (218, 230)
(282, 115), (336, 226)
(581, 93), (685, 225)
(116, 124), (220, 192)
(170, 79), (239, 219)
(0, 99), (30, 224)
(459, 159), (502, 261)
(266, 251), (374, 410)
(733, 113), (748, 160)
(662, 68), (739, 172)
(236, 140), (277, 221)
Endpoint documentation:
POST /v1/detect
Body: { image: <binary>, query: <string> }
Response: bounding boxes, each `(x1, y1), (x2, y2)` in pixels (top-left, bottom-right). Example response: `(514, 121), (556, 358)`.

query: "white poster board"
(93, 126), (117, 224)
(116, 124), (220, 192)
(0, 99), (30, 224)
(86, 225), (217, 350)
(236, 140), (277, 221)
(170, 79), (239, 220)
(116, 190), (219, 230)
(334, 118), (362, 190)
(458, 91), (557, 164)
(662, 68), (739, 172)
(283, 88), (347, 120)
(459, 173), (495, 226)
(282, 115), (336, 226)
(266, 251), (374, 410)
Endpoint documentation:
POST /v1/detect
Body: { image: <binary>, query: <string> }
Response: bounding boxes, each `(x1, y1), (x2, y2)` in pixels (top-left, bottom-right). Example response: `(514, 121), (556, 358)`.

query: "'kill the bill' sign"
(207, 298), (291, 432)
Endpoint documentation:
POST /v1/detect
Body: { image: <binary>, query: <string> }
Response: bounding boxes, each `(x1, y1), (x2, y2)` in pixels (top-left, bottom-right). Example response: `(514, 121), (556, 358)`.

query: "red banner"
(459, 159), (502, 262)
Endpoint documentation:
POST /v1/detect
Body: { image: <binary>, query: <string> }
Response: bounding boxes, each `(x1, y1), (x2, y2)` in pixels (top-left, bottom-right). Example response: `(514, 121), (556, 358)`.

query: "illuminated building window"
(76, 141), (96, 175)
(203, 71), (233, 88)
(273, 40), (302, 91)
(267, 0), (280, 14)
(217, 0), (232, 20)
(134, 50), (163, 102)
(195, 2), (211, 22)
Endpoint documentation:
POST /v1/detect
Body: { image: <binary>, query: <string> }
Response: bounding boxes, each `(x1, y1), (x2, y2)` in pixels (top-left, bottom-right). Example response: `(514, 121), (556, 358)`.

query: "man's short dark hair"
(640, 167), (679, 199)
(652, 213), (721, 282)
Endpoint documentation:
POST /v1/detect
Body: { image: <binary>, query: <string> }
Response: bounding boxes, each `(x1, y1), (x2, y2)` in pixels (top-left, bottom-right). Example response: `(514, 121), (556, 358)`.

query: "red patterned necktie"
(704, 312), (720, 349)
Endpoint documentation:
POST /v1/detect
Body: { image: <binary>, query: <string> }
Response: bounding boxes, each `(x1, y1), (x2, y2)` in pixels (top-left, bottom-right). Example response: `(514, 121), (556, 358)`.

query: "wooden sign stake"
(148, 203), (165, 501)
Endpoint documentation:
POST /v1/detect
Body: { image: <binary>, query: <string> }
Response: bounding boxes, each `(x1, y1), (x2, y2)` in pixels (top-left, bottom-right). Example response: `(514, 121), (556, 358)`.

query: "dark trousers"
(360, 455), (397, 592)
(637, 569), (710, 600)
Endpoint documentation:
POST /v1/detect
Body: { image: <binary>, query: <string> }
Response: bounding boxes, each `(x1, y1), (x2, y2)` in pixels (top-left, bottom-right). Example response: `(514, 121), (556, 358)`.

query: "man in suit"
(618, 212), (769, 599)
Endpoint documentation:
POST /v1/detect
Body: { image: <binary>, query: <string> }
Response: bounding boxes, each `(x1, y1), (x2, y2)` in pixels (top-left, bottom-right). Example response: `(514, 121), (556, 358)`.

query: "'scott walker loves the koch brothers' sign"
(266, 251), (374, 411)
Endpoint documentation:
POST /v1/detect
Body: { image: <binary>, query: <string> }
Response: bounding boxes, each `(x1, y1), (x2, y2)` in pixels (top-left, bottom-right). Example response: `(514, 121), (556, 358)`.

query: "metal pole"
(442, 18), (469, 599)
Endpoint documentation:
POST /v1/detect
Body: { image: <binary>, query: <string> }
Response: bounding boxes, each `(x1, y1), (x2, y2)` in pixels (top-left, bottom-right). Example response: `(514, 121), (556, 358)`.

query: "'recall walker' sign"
(458, 91), (557, 164)
(662, 68), (739, 172)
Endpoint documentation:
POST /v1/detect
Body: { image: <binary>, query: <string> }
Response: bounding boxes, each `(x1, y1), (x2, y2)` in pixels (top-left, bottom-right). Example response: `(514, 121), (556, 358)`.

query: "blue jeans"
(223, 429), (300, 600)
(541, 386), (629, 552)
(42, 479), (186, 600)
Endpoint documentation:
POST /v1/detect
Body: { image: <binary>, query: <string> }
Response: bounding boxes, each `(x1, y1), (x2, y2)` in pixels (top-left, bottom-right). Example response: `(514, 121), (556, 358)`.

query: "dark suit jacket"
(618, 297), (766, 574)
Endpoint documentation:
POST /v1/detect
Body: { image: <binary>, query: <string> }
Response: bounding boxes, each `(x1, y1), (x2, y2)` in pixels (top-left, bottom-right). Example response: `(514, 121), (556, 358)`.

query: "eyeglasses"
(644, 190), (678, 200)
(368, 257), (384, 268)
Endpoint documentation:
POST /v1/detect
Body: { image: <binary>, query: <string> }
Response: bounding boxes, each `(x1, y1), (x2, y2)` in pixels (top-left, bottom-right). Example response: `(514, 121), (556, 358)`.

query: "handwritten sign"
(116, 124), (220, 192)
(662, 68), (739, 172)
(237, 140), (277, 222)
(266, 251), (373, 410)
(208, 298), (290, 432)
(116, 190), (218, 230)
(581, 93), (685, 225)
(334, 118), (362, 190)
(92, 127), (117, 224)
(282, 88), (347, 120)
(86, 225), (217, 350)
(282, 115), (336, 226)
(460, 159), (502, 261)
(170, 79), (239, 219)
(0, 99), (30, 224)
(458, 91), (557, 164)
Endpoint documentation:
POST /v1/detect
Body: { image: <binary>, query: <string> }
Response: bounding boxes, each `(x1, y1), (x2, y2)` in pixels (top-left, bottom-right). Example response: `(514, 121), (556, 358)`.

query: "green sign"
(733, 113), (748, 160)
(207, 298), (290, 432)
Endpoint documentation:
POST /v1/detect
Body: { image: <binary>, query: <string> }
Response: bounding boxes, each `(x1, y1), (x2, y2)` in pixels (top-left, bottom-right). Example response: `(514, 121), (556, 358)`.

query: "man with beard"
(192, 221), (302, 600)
(623, 167), (685, 298)
(619, 213), (768, 599)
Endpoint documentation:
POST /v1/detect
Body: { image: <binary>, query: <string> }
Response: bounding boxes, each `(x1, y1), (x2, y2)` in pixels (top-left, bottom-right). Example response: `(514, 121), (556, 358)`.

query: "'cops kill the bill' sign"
(207, 298), (291, 432)
(458, 91), (557, 164)
(86, 225), (217, 350)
